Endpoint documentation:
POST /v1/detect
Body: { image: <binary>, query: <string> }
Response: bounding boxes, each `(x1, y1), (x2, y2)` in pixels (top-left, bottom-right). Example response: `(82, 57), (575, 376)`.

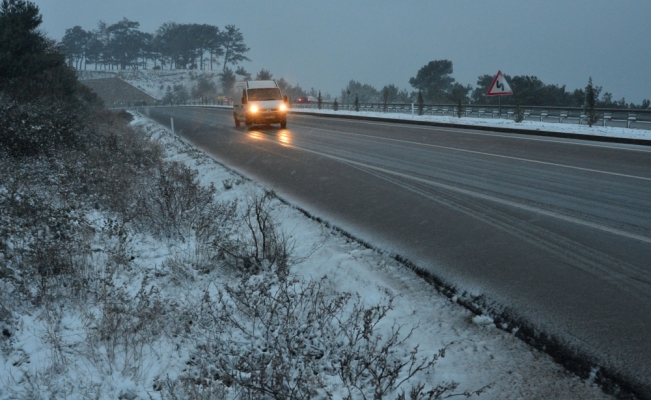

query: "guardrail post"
(559, 111), (568, 123)
(171, 118), (174, 134)
(540, 110), (548, 122)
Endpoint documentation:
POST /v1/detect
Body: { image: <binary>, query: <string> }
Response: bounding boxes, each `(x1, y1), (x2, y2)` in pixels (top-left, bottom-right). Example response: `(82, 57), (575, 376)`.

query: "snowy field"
(0, 111), (618, 398)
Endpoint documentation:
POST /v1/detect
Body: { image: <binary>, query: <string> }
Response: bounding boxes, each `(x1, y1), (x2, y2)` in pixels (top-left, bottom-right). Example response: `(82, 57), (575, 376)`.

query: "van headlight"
(279, 104), (287, 112)
(249, 105), (259, 113)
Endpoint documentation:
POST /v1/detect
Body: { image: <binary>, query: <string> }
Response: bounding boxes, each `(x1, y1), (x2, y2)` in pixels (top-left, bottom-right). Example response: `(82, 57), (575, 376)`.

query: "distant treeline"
(61, 18), (249, 73)
(342, 60), (650, 110)
(61, 19), (648, 109)
(160, 68), (312, 105)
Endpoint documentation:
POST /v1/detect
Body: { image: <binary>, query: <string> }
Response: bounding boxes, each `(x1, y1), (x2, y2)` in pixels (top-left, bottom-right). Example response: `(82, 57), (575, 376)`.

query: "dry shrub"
(136, 161), (216, 240)
(168, 195), (477, 400)
(0, 99), (85, 158)
(176, 267), (464, 400)
(86, 277), (171, 373)
(216, 191), (291, 276)
(0, 154), (94, 306)
(159, 376), (227, 400)
(81, 109), (164, 217)
(134, 160), (238, 274)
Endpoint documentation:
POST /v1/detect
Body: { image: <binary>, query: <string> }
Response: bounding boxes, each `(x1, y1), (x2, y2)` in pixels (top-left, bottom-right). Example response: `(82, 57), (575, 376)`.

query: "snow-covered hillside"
(78, 69), (222, 100)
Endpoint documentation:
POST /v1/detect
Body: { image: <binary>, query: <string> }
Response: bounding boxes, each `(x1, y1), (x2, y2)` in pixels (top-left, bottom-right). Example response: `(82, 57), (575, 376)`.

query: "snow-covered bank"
(79, 70), (221, 101)
(0, 113), (614, 399)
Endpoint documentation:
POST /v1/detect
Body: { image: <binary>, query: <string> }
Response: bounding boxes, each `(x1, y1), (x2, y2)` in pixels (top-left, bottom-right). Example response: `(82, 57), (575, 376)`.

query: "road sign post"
(486, 70), (513, 118)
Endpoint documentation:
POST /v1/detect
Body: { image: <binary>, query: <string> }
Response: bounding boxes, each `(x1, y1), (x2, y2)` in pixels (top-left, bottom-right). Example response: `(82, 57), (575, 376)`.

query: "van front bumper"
(246, 110), (286, 124)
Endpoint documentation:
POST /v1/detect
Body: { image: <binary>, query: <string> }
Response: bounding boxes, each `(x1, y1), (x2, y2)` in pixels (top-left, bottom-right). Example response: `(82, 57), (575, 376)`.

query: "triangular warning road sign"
(486, 71), (513, 96)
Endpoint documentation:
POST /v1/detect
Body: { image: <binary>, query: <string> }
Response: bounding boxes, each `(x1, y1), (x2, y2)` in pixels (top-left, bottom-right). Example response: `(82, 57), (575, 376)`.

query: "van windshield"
(247, 88), (282, 101)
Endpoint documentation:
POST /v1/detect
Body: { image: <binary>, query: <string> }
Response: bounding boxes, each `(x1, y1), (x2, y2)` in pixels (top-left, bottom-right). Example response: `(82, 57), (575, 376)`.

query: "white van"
(233, 80), (289, 128)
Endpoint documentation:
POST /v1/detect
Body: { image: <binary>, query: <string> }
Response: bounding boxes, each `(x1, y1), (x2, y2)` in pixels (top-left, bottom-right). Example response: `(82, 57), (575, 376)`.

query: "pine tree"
(333, 97), (338, 111)
(255, 68), (272, 80)
(585, 77), (598, 127)
(0, 0), (76, 100)
(382, 86), (389, 112)
(221, 24), (250, 72)
(417, 90), (424, 116)
(235, 66), (251, 80)
(514, 101), (524, 123)
(409, 60), (455, 102)
(219, 66), (236, 95)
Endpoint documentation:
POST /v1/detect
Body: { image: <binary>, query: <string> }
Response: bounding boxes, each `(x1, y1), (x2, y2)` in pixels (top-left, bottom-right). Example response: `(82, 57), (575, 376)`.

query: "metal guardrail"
(292, 102), (651, 130)
(118, 101), (651, 131)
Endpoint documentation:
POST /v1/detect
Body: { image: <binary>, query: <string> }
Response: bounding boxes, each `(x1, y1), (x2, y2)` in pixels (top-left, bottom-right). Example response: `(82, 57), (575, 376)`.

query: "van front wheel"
(234, 114), (240, 127)
(280, 118), (287, 129)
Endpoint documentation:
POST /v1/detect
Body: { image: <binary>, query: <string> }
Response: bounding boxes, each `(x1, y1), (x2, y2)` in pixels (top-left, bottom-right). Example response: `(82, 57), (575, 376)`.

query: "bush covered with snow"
(175, 267), (451, 399)
(0, 100), (85, 157)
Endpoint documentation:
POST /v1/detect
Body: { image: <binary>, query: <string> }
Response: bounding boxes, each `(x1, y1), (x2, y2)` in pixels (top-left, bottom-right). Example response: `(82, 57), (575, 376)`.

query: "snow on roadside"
(0, 111), (612, 399)
(128, 113), (612, 399)
(287, 107), (651, 141)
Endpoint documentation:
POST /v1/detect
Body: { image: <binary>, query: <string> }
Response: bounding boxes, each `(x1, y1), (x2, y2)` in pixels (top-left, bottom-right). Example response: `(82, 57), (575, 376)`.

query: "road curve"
(145, 106), (651, 397)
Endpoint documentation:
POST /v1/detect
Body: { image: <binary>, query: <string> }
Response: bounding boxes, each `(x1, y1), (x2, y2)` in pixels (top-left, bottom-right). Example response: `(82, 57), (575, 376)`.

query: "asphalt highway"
(144, 106), (651, 397)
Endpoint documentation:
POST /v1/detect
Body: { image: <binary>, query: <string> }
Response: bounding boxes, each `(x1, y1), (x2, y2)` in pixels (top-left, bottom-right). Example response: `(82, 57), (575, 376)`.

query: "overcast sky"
(34, 0), (651, 103)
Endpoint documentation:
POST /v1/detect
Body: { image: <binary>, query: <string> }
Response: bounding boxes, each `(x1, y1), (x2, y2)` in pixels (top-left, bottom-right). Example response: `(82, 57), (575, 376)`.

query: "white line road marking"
(297, 124), (651, 182)
(258, 132), (651, 244)
(330, 152), (651, 244)
(170, 110), (651, 243)
(360, 133), (651, 182)
(294, 113), (651, 154)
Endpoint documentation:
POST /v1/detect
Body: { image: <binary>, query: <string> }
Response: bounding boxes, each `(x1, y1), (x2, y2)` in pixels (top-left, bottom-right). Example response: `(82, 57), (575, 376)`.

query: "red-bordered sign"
(486, 71), (513, 96)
